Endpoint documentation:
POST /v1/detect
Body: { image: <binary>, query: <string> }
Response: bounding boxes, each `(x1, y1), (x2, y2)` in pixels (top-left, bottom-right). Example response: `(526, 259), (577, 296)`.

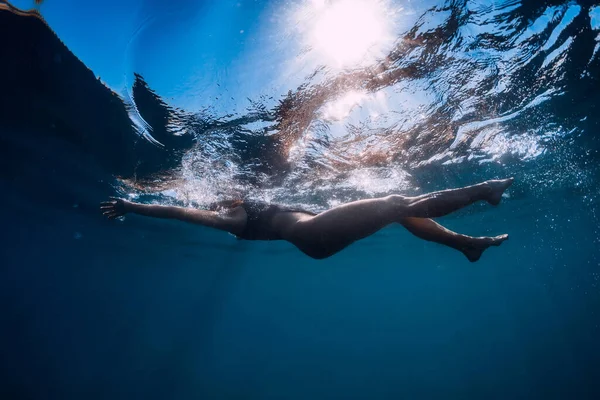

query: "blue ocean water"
(1, 0), (600, 399)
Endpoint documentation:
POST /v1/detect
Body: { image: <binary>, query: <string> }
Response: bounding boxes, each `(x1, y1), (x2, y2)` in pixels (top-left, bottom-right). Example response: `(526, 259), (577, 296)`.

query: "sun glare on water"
(305, 0), (394, 68)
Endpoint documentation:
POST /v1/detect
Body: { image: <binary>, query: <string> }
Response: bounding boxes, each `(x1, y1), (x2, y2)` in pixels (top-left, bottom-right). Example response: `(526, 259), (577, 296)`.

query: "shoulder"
(222, 205), (247, 220)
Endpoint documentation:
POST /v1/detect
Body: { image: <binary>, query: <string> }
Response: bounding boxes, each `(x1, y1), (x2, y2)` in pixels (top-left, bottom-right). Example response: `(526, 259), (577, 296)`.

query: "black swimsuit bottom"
(237, 200), (317, 241)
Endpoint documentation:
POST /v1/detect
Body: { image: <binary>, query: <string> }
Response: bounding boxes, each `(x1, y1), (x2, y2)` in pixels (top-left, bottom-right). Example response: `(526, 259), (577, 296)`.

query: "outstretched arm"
(100, 197), (245, 235)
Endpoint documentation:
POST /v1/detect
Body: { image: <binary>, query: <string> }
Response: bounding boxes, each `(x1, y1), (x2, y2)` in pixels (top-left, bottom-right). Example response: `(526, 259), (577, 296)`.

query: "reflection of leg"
(403, 178), (514, 219)
(400, 217), (508, 262)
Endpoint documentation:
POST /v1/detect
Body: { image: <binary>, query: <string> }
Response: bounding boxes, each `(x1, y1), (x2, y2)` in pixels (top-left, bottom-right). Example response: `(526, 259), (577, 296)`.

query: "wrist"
(122, 200), (135, 212)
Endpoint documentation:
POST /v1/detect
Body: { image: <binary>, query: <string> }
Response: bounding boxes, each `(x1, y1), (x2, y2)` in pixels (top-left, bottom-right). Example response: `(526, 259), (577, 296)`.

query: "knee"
(385, 194), (418, 219)
(385, 194), (411, 209)
(385, 194), (408, 204)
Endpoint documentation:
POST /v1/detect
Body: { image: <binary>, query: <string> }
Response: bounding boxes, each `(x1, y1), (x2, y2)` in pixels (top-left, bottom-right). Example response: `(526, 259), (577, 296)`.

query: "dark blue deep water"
(1, 0), (600, 398)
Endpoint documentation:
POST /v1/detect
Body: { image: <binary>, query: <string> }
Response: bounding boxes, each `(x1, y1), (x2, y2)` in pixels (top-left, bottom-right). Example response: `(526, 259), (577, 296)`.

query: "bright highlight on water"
(306, 0), (395, 68)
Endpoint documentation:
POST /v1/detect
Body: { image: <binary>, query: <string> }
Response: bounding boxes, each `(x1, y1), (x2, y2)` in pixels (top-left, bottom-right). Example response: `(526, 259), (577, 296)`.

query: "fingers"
(100, 197), (121, 205)
(100, 202), (116, 212)
(101, 197), (124, 221)
(102, 210), (122, 219)
(100, 201), (115, 212)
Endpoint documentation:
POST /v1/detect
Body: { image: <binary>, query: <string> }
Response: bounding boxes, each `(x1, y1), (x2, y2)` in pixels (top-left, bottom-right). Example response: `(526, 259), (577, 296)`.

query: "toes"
(501, 178), (514, 191)
(492, 234), (509, 246)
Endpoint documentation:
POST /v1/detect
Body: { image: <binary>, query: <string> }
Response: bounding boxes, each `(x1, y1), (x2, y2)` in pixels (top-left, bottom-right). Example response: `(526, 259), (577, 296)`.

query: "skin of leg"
(401, 180), (500, 218)
(281, 179), (511, 259)
(400, 217), (508, 262)
(400, 217), (475, 254)
(279, 197), (401, 259)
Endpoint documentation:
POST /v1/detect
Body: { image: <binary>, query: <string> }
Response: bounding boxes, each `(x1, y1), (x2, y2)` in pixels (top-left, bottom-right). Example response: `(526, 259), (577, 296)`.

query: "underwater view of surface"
(1, 0), (600, 398)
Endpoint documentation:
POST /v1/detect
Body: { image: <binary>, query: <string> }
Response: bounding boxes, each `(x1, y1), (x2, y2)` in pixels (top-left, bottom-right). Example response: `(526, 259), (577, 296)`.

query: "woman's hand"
(100, 197), (131, 219)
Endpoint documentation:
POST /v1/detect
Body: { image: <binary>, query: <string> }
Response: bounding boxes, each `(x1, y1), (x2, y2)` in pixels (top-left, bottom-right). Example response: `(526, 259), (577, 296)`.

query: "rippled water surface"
(127, 0), (600, 207)
(9, 0), (599, 206)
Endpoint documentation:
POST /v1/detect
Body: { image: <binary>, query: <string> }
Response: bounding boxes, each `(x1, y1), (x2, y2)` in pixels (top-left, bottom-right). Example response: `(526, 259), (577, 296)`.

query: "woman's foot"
(485, 178), (514, 206)
(461, 234), (509, 262)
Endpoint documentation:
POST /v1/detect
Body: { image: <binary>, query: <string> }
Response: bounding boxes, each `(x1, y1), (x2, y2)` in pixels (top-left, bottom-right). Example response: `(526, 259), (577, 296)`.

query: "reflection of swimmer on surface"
(101, 178), (513, 262)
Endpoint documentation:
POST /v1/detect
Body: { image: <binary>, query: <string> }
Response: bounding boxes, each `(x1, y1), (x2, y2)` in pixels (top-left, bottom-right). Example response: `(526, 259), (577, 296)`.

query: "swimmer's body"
(101, 178), (514, 261)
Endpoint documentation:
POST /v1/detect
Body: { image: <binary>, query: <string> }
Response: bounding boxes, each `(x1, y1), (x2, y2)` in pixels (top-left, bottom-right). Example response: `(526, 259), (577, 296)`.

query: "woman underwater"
(101, 178), (513, 261)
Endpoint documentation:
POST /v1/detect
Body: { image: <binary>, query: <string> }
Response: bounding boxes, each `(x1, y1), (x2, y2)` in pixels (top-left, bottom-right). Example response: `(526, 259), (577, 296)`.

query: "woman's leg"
(400, 177), (514, 218)
(287, 178), (513, 259)
(400, 217), (508, 262)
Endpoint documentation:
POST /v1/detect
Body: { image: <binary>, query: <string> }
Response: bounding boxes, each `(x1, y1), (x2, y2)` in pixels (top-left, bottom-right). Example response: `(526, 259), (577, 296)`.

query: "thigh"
(272, 211), (313, 240)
